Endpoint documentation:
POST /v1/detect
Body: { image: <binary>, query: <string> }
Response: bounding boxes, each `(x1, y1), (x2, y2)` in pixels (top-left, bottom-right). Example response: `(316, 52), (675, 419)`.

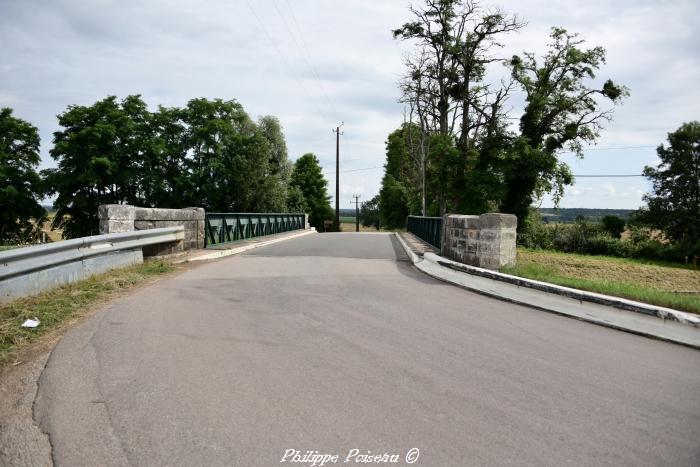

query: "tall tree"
(641, 121), (700, 245)
(257, 115), (293, 212)
(142, 105), (188, 208)
(360, 195), (380, 230)
(393, 0), (522, 215)
(388, 2), (626, 230)
(290, 154), (333, 232)
(44, 96), (151, 237)
(501, 28), (628, 225)
(0, 108), (45, 241)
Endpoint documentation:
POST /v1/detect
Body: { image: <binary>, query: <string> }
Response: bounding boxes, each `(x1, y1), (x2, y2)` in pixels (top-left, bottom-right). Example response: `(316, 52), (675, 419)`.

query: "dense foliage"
(520, 212), (695, 263)
(41, 96), (310, 238)
(360, 195), (380, 230)
(382, 0), (627, 230)
(0, 108), (45, 242)
(638, 122), (699, 247)
(289, 154), (334, 232)
(601, 215), (626, 239)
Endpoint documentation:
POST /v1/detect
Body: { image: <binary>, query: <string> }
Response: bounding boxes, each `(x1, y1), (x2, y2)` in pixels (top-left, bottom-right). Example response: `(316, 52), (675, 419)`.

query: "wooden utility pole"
(350, 194), (361, 232)
(332, 123), (344, 231)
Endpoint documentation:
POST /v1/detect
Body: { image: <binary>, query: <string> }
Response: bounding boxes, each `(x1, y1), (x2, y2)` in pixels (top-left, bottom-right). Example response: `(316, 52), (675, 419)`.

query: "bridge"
(30, 232), (700, 466)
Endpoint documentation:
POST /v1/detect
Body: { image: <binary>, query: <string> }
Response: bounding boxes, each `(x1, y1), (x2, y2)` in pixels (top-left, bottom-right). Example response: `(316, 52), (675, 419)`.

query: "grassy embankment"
(503, 248), (700, 314)
(0, 260), (179, 369)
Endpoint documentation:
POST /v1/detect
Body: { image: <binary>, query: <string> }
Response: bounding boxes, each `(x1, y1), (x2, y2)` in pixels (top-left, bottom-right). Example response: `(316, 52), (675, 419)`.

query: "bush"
(517, 218), (696, 264)
(601, 215), (625, 238)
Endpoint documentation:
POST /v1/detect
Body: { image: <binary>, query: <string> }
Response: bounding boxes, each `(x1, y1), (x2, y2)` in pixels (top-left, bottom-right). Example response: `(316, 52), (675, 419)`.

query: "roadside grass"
(503, 248), (700, 314)
(0, 260), (179, 369)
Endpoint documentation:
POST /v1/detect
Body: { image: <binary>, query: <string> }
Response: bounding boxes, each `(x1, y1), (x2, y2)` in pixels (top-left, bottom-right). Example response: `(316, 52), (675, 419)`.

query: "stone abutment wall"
(441, 213), (517, 270)
(99, 205), (205, 256)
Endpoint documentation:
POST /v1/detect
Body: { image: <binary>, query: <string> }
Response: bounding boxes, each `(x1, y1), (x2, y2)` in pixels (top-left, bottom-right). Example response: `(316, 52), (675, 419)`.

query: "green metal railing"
(205, 213), (305, 248)
(407, 215), (442, 250)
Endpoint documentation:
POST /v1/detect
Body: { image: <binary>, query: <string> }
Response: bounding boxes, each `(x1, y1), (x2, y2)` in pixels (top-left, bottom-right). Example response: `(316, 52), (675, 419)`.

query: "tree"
(257, 115), (293, 212)
(45, 96), (298, 237)
(380, 124), (423, 216)
(0, 108), (45, 241)
(641, 121), (700, 245)
(393, 0), (522, 215)
(286, 185), (306, 213)
(388, 2), (626, 230)
(501, 28), (628, 225)
(601, 215), (625, 239)
(44, 96), (151, 237)
(379, 175), (410, 229)
(290, 154), (333, 231)
(360, 195), (380, 230)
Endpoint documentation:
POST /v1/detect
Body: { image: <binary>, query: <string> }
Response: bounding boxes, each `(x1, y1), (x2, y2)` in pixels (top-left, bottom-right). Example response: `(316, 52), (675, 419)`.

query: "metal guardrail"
(0, 227), (184, 303)
(407, 216), (442, 250)
(205, 213), (305, 248)
(0, 227), (184, 281)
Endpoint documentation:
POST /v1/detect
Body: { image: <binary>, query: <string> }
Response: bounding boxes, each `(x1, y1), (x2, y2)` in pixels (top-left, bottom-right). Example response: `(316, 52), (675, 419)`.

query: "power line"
(578, 145), (656, 151)
(574, 174), (644, 178)
(243, 0), (333, 123)
(323, 165), (383, 174)
(277, 0), (337, 112)
(323, 165), (646, 178)
(562, 145), (656, 154)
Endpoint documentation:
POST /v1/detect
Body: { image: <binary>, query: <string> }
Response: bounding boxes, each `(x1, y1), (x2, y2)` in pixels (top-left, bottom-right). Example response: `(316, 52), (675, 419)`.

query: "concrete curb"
(394, 233), (700, 349)
(429, 254), (699, 327)
(177, 229), (316, 263)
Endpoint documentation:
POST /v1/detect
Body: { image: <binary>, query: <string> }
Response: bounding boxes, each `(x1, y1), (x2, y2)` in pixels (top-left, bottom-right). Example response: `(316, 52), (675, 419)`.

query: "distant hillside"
(538, 208), (635, 223)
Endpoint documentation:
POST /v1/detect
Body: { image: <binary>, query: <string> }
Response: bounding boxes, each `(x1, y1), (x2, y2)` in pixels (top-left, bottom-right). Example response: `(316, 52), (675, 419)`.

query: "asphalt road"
(35, 233), (700, 466)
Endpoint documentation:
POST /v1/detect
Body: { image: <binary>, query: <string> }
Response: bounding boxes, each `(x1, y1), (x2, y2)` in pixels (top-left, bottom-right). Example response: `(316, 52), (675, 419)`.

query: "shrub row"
(519, 221), (700, 263)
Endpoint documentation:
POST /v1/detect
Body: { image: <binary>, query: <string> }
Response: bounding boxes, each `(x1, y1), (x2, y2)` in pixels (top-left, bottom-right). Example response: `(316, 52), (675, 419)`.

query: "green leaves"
(0, 108), (45, 242)
(499, 27), (628, 225)
(289, 154), (332, 231)
(46, 96), (296, 238)
(641, 121), (700, 245)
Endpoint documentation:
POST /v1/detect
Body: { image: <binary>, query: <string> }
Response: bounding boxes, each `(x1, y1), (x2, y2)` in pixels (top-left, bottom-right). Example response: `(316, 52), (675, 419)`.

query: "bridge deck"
(34, 232), (700, 466)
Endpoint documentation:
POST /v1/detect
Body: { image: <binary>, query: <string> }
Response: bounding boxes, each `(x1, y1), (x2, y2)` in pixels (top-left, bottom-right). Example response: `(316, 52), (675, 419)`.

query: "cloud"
(0, 0), (697, 209)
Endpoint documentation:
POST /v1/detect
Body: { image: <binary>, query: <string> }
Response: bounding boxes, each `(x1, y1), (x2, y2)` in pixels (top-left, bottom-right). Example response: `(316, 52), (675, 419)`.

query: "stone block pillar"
(98, 204), (135, 234)
(441, 213), (517, 270)
(476, 213), (517, 270)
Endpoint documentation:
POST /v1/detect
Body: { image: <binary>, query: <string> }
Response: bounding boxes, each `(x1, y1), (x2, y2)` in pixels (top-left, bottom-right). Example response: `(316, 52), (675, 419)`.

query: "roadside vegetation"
(0, 260), (178, 369)
(503, 249), (700, 313)
(519, 211), (698, 264)
(1, 96), (338, 246)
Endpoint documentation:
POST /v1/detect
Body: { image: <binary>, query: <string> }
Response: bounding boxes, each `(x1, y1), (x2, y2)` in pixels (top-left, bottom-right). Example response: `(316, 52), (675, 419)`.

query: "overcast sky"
(1, 0), (698, 209)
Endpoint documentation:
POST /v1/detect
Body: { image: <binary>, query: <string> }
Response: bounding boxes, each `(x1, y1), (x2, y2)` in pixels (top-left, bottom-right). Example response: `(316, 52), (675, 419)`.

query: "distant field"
(340, 221), (377, 232)
(503, 248), (700, 314)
